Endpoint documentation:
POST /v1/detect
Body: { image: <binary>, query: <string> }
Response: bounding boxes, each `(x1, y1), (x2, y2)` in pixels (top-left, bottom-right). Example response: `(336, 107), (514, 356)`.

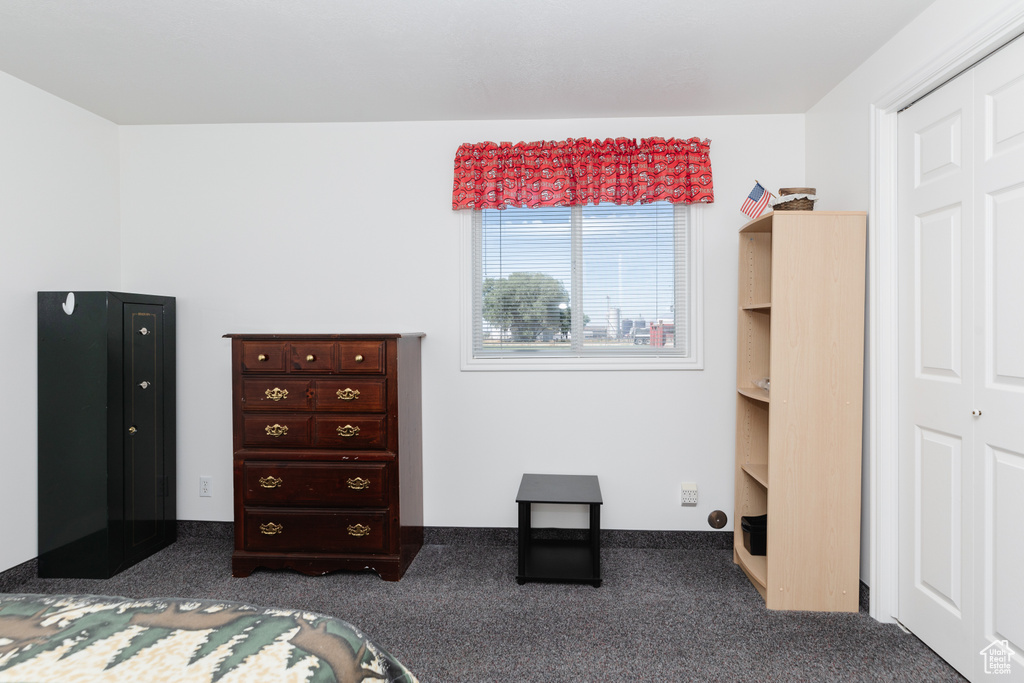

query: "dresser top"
(224, 333), (424, 339)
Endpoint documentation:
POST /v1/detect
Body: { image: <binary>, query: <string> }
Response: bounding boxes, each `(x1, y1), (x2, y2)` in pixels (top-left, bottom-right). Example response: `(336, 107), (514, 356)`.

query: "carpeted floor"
(3, 527), (966, 683)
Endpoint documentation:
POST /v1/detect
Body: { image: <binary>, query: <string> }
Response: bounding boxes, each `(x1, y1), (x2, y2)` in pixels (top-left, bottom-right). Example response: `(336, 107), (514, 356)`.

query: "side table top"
(516, 473), (602, 505)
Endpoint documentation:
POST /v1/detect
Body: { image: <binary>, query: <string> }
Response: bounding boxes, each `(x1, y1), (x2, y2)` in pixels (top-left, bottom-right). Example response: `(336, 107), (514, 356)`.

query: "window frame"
(459, 203), (703, 371)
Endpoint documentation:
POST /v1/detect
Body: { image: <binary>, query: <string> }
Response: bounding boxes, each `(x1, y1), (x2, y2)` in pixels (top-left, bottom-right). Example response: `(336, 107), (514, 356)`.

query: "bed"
(0, 593), (417, 683)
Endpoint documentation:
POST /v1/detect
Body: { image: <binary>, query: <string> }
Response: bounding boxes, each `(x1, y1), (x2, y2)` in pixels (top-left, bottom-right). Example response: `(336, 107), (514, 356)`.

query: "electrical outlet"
(200, 476), (212, 497)
(680, 482), (698, 506)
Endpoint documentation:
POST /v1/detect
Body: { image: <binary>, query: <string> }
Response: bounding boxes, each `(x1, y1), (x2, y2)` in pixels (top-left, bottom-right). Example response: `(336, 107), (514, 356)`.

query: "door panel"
(917, 207), (963, 379)
(989, 447), (1024, 653)
(899, 67), (975, 678)
(973, 35), (1024, 680)
(987, 184), (1024, 387)
(985, 72), (1024, 157)
(917, 112), (964, 184)
(916, 427), (963, 614)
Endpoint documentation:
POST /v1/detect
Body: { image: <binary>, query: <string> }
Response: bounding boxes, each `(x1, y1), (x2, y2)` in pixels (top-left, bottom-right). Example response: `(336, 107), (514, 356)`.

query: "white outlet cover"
(680, 482), (698, 505)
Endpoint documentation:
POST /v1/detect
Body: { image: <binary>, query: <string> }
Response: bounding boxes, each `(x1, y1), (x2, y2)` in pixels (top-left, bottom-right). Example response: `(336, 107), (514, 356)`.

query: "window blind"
(472, 202), (689, 358)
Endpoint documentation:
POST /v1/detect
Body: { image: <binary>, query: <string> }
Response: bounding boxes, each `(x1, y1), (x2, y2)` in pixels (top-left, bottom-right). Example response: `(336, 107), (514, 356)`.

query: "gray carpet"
(3, 527), (965, 682)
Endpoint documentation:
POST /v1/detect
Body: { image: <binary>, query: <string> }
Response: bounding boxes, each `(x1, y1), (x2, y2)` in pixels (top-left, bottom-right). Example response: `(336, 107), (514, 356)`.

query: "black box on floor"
(741, 514), (767, 556)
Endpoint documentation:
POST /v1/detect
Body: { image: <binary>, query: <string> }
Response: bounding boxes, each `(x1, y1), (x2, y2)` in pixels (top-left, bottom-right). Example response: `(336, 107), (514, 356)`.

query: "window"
(461, 201), (702, 370)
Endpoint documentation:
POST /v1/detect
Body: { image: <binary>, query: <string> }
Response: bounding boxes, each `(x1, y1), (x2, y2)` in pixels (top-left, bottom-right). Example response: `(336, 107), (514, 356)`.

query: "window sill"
(460, 354), (703, 372)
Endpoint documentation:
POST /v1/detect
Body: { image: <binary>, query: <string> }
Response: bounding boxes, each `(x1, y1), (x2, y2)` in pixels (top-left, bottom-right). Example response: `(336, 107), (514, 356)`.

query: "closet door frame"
(867, 10), (1024, 624)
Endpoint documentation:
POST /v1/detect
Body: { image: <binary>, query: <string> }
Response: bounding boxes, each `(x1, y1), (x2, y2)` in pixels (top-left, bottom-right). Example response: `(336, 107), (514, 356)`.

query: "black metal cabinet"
(37, 291), (176, 578)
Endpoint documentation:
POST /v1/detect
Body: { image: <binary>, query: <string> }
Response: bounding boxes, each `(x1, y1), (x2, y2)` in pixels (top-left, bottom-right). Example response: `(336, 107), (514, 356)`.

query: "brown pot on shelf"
(774, 187), (816, 211)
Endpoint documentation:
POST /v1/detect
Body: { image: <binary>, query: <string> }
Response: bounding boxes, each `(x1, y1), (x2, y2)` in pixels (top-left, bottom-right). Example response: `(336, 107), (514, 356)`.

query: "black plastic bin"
(741, 514), (767, 556)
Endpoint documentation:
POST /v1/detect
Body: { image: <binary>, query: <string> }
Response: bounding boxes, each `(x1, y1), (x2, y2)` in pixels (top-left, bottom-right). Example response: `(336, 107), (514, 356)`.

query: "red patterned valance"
(452, 136), (713, 210)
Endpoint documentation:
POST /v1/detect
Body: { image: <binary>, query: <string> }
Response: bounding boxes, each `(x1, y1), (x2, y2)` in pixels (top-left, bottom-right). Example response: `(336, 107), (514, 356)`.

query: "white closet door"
(899, 35), (1024, 682)
(898, 68), (976, 678)
(972, 35), (1024, 680)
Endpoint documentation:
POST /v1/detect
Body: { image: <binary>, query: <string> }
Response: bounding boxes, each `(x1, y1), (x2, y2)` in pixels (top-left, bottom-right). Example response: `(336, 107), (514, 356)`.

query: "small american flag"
(741, 182), (773, 219)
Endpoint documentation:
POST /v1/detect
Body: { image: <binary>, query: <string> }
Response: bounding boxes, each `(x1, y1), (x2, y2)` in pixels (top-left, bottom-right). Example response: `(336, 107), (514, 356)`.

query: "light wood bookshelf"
(733, 210), (866, 612)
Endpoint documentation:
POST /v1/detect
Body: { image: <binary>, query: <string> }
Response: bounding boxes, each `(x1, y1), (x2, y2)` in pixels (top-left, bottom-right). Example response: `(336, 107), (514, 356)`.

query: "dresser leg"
(231, 558), (256, 578)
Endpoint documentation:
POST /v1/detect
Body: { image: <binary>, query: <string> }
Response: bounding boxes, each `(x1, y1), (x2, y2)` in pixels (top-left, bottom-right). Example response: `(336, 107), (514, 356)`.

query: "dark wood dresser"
(225, 333), (423, 580)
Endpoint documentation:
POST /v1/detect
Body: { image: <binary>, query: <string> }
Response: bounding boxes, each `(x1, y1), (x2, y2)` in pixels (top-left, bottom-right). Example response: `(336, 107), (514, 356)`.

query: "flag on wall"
(741, 182), (773, 218)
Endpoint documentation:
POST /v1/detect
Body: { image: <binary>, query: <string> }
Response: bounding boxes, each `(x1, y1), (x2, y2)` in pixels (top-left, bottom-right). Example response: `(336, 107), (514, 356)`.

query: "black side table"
(516, 473), (602, 587)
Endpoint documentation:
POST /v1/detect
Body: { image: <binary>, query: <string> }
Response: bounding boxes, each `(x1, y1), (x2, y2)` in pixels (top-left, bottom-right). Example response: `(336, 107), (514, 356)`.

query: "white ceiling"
(0, 0), (935, 125)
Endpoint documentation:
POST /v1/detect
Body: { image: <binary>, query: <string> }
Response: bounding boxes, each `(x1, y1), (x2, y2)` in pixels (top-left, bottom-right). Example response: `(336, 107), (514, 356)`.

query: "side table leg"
(517, 501), (530, 584)
(590, 502), (602, 587)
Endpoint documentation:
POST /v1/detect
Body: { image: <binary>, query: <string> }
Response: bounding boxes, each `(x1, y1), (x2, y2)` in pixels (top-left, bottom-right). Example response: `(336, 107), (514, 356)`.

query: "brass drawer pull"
(260, 522), (283, 535)
(306, 354), (316, 362)
(337, 424), (360, 438)
(257, 353), (268, 362)
(265, 387), (289, 401)
(347, 524), (371, 537)
(128, 425), (137, 435)
(336, 388), (361, 401)
(265, 424), (289, 437)
(259, 475), (283, 489)
(346, 477), (371, 490)
(354, 354), (364, 363)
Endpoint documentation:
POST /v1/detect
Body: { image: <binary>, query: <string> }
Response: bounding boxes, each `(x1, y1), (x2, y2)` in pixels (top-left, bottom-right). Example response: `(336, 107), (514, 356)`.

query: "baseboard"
(176, 520), (234, 539)
(425, 526), (732, 549)
(0, 524), (733, 588)
(0, 558), (37, 593)
(173, 522), (732, 549)
(424, 526), (518, 546)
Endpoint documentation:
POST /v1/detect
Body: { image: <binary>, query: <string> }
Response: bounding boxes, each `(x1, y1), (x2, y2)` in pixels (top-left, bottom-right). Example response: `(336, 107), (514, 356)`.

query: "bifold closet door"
(898, 65), (976, 678)
(898, 35), (1024, 682)
(969, 34), (1024, 683)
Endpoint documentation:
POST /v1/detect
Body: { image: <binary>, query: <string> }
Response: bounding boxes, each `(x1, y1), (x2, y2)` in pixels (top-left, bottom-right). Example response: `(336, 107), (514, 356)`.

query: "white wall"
(0, 69), (805, 576)
(807, 0), (1023, 208)
(0, 72), (120, 573)
(805, 0), (1024, 588)
(119, 115), (805, 532)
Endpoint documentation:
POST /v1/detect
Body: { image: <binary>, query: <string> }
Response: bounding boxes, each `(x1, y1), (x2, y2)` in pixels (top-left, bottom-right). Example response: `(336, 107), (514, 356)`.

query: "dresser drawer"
(244, 509), (388, 553)
(241, 341), (287, 372)
(338, 341), (385, 374)
(289, 342), (334, 373)
(243, 461), (388, 507)
(242, 380), (312, 411)
(314, 416), (387, 449)
(314, 379), (386, 412)
(243, 415), (312, 447)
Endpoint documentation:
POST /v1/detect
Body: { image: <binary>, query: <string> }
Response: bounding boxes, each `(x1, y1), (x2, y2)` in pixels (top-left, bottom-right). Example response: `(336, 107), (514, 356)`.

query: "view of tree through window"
(472, 201), (689, 358)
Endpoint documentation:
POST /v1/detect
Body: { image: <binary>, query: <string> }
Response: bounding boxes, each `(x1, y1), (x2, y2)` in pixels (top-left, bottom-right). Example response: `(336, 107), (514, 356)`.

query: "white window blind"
(470, 201), (697, 364)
